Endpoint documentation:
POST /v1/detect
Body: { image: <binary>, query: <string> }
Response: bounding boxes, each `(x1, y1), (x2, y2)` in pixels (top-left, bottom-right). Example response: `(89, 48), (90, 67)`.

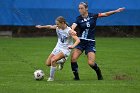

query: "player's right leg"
(71, 48), (82, 80)
(87, 52), (103, 80)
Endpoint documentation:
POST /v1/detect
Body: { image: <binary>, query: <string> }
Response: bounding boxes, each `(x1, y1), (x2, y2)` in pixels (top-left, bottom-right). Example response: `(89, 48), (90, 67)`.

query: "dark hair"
(56, 16), (66, 24)
(79, 2), (88, 8)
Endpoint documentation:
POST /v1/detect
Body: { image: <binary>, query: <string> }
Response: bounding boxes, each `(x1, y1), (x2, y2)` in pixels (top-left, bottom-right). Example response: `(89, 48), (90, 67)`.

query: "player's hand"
(116, 7), (125, 12)
(70, 30), (77, 36)
(36, 25), (42, 28)
(68, 45), (75, 49)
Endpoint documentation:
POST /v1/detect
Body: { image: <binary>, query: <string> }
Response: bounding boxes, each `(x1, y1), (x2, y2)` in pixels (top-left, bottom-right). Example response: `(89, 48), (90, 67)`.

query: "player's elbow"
(47, 25), (51, 29)
(77, 38), (80, 44)
(105, 14), (110, 17)
(71, 23), (77, 30)
(99, 13), (109, 17)
(102, 14), (109, 17)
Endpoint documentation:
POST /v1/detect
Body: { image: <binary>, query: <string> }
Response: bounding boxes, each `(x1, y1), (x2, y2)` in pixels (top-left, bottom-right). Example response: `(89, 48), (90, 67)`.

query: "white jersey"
(55, 26), (73, 49)
(51, 26), (73, 57)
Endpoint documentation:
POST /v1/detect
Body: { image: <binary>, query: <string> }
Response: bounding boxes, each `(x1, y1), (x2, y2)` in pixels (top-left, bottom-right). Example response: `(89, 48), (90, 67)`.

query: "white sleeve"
(67, 27), (72, 36)
(56, 27), (59, 33)
(73, 23), (77, 26)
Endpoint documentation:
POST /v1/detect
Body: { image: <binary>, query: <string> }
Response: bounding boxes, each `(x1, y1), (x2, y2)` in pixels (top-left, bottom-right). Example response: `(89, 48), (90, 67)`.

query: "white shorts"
(51, 47), (71, 57)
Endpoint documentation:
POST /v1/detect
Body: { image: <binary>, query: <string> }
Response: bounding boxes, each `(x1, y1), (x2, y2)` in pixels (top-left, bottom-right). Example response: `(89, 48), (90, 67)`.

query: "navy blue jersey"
(74, 13), (99, 41)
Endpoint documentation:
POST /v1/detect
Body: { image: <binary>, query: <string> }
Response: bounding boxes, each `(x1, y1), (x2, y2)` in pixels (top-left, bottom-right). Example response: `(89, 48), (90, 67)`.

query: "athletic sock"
(50, 66), (57, 78)
(71, 62), (80, 80)
(90, 63), (103, 80)
(90, 62), (98, 71)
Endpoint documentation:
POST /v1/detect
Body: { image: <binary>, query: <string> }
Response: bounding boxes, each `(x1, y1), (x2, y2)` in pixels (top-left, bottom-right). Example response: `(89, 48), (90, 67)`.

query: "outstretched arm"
(98, 7), (125, 17)
(36, 25), (57, 29)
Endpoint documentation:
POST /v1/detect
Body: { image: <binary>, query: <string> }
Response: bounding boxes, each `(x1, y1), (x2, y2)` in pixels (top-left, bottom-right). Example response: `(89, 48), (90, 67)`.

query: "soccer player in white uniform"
(36, 16), (80, 81)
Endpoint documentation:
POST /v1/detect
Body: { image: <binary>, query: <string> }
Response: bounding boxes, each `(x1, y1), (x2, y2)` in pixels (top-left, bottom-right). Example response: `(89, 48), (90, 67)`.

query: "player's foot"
(97, 68), (103, 80)
(58, 62), (64, 70)
(72, 72), (80, 81)
(73, 77), (80, 81)
(98, 75), (103, 80)
(47, 77), (54, 81)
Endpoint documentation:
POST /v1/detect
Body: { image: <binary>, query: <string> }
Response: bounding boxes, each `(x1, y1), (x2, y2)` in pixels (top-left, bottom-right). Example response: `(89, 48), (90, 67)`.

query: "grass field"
(0, 37), (140, 93)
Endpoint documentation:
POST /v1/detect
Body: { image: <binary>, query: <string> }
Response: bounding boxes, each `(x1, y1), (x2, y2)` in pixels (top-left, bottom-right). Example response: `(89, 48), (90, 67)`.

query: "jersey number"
(82, 29), (89, 39)
(60, 36), (67, 43)
(86, 22), (90, 27)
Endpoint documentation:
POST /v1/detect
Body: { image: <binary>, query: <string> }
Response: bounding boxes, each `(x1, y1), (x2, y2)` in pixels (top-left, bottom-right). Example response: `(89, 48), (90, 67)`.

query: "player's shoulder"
(56, 27), (59, 31)
(67, 26), (71, 30)
(66, 26), (71, 32)
(88, 12), (99, 17)
(76, 15), (83, 20)
(56, 27), (58, 30)
(65, 26), (71, 35)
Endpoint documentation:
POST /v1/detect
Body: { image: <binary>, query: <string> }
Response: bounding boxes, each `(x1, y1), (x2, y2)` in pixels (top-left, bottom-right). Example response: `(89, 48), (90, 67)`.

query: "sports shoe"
(73, 77), (80, 81)
(47, 77), (54, 81)
(98, 76), (103, 80)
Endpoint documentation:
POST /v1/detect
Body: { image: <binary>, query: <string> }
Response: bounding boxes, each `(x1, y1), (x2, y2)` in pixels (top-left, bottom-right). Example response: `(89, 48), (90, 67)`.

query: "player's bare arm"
(71, 23), (77, 30)
(68, 31), (80, 49)
(98, 7), (125, 17)
(70, 24), (77, 36)
(36, 25), (57, 29)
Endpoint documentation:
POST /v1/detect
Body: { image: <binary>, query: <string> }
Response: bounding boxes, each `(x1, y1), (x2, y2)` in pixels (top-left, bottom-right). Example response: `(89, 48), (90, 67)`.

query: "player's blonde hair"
(56, 16), (66, 24)
(56, 16), (69, 26)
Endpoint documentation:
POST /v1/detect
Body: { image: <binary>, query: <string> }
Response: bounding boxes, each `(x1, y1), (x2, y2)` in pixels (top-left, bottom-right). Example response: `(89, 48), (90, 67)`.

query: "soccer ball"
(34, 70), (44, 80)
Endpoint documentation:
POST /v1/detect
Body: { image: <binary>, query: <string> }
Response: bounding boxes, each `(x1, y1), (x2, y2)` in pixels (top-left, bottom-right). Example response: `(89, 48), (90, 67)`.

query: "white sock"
(50, 66), (56, 78)
(56, 58), (65, 64)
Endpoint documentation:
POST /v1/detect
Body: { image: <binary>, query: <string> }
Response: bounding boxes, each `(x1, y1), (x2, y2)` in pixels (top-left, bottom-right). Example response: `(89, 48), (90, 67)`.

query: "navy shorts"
(75, 39), (96, 55)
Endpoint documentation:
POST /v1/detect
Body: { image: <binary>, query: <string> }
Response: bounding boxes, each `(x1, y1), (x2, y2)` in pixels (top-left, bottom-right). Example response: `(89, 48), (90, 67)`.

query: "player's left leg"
(47, 52), (65, 81)
(85, 41), (103, 80)
(87, 52), (103, 80)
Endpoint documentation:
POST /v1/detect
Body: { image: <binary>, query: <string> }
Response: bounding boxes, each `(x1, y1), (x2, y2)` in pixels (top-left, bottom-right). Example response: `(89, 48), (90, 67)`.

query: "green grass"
(0, 37), (140, 93)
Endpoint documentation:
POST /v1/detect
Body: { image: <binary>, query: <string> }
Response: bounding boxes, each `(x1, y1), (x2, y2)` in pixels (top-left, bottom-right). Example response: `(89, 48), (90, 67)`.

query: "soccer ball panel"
(34, 70), (44, 80)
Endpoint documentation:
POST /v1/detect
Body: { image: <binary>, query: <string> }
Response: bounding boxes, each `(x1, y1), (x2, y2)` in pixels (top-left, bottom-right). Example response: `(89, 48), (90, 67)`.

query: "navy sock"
(71, 62), (80, 80)
(90, 63), (103, 80)
(90, 63), (99, 71)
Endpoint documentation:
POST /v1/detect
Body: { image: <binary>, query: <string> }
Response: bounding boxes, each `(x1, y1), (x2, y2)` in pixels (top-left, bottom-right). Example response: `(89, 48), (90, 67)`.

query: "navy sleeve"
(74, 16), (79, 25)
(93, 13), (99, 18)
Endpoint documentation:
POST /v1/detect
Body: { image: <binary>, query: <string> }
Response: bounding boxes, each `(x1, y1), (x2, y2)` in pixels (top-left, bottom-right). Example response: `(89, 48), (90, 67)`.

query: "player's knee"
(71, 56), (77, 62)
(45, 60), (50, 66)
(46, 62), (51, 66)
(51, 57), (57, 64)
(88, 61), (95, 66)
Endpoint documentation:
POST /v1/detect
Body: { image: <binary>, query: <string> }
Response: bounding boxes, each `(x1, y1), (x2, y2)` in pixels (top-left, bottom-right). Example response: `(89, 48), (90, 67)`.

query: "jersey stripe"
(79, 37), (95, 41)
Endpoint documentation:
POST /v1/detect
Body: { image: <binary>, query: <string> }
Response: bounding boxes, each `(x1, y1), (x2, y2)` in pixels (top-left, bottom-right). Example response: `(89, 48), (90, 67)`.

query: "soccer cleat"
(98, 75), (103, 80)
(47, 77), (54, 81)
(58, 63), (64, 70)
(73, 77), (80, 81)
(72, 71), (80, 81)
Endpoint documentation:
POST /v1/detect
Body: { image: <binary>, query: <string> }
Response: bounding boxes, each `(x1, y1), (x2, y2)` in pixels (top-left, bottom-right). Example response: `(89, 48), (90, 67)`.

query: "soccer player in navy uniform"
(71, 2), (125, 80)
